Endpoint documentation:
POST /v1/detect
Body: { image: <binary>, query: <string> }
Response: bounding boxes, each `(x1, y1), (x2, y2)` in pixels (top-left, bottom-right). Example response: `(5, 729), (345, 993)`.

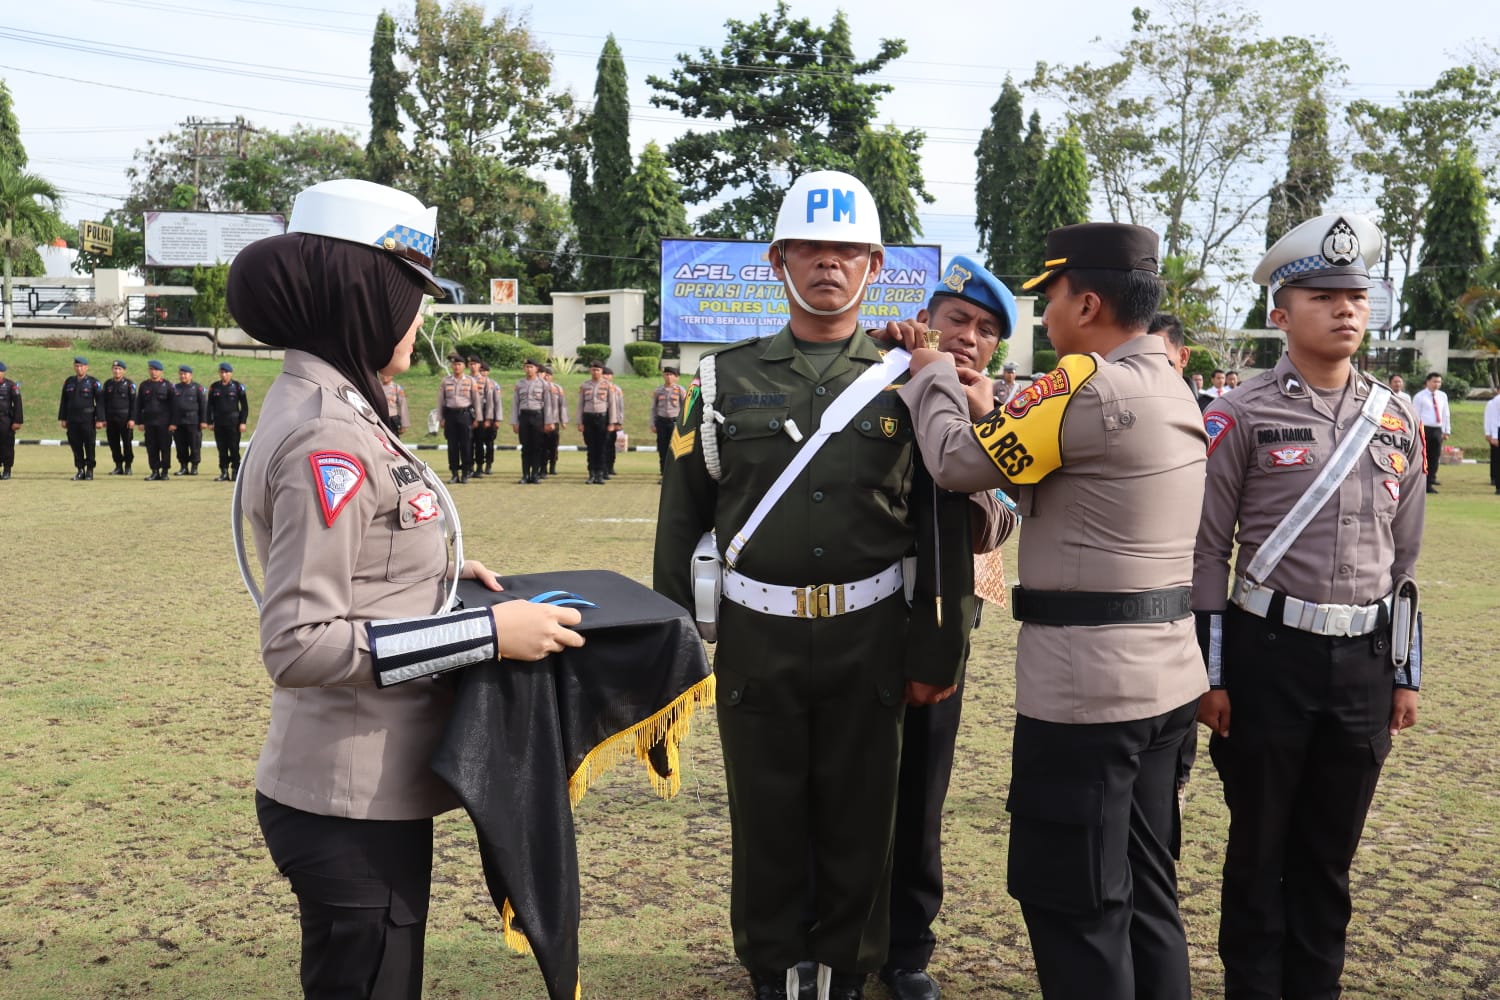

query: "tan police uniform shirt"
(579, 379), (610, 415)
(513, 376), (546, 416)
(899, 335), (1209, 724)
(382, 379), (410, 430)
(1192, 354), (1426, 611)
(474, 374), (502, 423)
(608, 382), (625, 425)
(545, 379), (567, 424)
(652, 383), (688, 426)
(438, 372), (476, 415)
(240, 351), (456, 820)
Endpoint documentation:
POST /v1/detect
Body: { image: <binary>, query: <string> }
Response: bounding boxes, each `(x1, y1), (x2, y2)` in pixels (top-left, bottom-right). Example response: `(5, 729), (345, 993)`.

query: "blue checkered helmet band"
(377, 225), (436, 269)
(1270, 252), (1339, 288)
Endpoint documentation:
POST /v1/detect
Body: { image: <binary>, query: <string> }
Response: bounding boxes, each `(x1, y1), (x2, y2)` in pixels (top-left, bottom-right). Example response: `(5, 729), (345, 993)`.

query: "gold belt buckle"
(794, 583), (845, 618)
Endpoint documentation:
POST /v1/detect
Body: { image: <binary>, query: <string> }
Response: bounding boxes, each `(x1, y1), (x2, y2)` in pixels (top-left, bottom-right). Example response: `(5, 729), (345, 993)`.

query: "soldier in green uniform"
(654, 171), (985, 1000)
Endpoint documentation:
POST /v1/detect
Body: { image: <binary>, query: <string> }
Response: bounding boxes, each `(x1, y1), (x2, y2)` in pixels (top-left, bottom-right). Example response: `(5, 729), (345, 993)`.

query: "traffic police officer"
(208, 362), (250, 481)
(650, 367), (688, 479)
(0, 361), (22, 480)
(892, 223), (1208, 1000)
(58, 355), (104, 480)
(578, 360), (610, 484)
(437, 354), (477, 483)
(380, 372), (411, 436)
(654, 171), (982, 1000)
(879, 256), (1019, 1000)
(135, 360), (174, 480)
(1193, 213), (1424, 999)
(512, 358), (547, 484)
(542, 364), (566, 476)
(101, 360), (137, 475)
(170, 364), (207, 475)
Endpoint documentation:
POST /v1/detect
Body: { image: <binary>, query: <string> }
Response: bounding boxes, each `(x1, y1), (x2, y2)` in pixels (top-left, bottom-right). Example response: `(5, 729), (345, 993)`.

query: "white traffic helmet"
(288, 179), (442, 295)
(771, 170), (883, 251)
(771, 170), (883, 317)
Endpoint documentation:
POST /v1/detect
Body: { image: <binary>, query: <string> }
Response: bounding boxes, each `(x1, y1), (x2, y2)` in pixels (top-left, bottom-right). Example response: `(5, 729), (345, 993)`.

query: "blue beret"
(112, 359), (127, 369)
(179, 364), (193, 373)
(0, 361), (7, 372)
(218, 362), (233, 372)
(931, 256), (1019, 339)
(74, 355), (89, 365)
(148, 360), (164, 370)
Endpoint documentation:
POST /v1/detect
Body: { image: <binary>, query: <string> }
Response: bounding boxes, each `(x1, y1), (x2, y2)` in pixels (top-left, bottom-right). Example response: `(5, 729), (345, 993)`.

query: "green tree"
(0, 161), (61, 338)
(190, 262), (232, 356)
(648, 2), (914, 237)
(0, 78), (25, 170)
(975, 80), (1038, 288)
(1348, 65), (1500, 291)
(617, 142), (690, 323)
(1023, 130), (1090, 276)
(1245, 96), (1334, 329)
(1401, 144), (1488, 333)
(574, 34), (634, 290)
(366, 10), (406, 186)
(1032, 0), (1342, 276)
(854, 125), (931, 244)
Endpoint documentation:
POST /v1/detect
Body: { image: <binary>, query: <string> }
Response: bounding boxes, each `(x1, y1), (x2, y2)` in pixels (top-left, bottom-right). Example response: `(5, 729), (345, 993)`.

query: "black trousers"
(473, 423), (495, 471)
(581, 412), (608, 476)
(256, 792), (432, 1000)
(1007, 701), (1196, 1000)
(442, 408), (471, 474)
(143, 423), (172, 473)
(1210, 605), (1393, 1000)
(1490, 442), (1499, 489)
(106, 417), (134, 467)
(1422, 425), (1443, 486)
(516, 410), (545, 478)
(606, 427), (619, 473)
(214, 422), (242, 471)
(66, 420), (97, 470)
(886, 671), (965, 972)
(545, 427), (560, 472)
(654, 419), (673, 476)
(0, 425), (13, 469)
(173, 424), (201, 467)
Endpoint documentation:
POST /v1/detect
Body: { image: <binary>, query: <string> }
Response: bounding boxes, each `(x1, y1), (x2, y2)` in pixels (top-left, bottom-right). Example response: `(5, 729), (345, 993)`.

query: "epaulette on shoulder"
(704, 335), (761, 358)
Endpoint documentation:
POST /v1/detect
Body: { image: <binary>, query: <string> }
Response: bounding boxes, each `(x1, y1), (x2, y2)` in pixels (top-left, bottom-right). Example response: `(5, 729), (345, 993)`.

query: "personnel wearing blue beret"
(135, 360), (174, 480)
(878, 255), (1019, 1000)
(170, 364), (207, 475)
(0, 360), (23, 479)
(102, 360), (137, 475)
(208, 362), (250, 481)
(58, 356), (104, 480)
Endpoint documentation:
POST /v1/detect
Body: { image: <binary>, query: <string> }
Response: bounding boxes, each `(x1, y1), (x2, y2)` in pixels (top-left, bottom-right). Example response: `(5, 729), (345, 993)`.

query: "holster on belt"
(1390, 575), (1419, 670)
(690, 531), (721, 643)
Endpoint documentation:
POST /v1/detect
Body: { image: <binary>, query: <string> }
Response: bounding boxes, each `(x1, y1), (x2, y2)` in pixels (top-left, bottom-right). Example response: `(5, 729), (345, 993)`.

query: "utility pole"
(177, 116), (258, 210)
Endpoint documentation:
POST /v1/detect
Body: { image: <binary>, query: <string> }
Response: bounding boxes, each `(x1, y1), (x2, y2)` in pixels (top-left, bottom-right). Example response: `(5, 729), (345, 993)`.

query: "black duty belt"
(1011, 586), (1192, 626)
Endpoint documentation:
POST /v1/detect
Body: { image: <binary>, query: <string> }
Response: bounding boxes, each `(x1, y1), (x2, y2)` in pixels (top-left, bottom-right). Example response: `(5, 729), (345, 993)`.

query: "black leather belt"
(1012, 586), (1192, 626)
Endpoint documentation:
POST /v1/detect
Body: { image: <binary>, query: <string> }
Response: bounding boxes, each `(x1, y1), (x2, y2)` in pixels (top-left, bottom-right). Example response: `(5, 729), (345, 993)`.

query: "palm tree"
(0, 161), (60, 338)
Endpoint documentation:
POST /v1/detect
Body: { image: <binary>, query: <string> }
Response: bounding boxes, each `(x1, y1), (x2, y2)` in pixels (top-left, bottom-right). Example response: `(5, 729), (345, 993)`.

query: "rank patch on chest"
(879, 415), (899, 438)
(1379, 413), (1409, 434)
(1383, 479), (1400, 502)
(309, 451), (366, 527)
(1268, 446), (1311, 467)
(407, 490), (439, 523)
(1388, 452), (1407, 475)
(1203, 412), (1235, 457)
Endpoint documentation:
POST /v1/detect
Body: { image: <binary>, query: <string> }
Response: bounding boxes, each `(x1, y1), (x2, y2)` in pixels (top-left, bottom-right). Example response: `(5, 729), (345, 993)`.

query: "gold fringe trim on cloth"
(567, 671), (717, 807)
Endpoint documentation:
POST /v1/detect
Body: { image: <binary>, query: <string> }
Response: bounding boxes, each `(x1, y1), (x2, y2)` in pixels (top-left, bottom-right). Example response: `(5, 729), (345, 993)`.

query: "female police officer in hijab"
(228, 179), (584, 1000)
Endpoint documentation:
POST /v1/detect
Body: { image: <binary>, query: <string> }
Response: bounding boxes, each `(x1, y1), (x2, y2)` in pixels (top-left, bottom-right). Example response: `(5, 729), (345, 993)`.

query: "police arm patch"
(309, 451), (366, 527)
(1203, 411), (1235, 458)
(970, 353), (1098, 485)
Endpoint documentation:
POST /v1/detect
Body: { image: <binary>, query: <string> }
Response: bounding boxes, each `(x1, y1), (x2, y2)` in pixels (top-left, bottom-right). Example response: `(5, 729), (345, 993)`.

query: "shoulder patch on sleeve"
(670, 424), (697, 459)
(972, 354), (1098, 484)
(309, 450), (366, 527)
(1203, 410), (1235, 457)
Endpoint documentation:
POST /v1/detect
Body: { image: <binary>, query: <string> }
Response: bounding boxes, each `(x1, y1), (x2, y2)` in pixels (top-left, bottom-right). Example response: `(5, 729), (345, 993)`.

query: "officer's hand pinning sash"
(971, 354), (1098, 484)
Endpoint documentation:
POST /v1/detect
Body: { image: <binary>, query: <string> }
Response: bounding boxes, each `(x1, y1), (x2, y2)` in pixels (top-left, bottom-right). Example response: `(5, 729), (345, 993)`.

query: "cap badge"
(942, 264), (972, 294)
(1322, 219), (1359, 267)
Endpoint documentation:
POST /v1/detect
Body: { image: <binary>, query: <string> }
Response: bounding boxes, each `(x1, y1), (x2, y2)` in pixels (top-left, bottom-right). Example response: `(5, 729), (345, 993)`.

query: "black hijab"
(227, 233), (424, 421)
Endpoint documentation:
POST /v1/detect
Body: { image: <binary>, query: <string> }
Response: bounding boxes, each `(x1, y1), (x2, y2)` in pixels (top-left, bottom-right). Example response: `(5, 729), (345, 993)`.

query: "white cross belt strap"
(1230, 577), (1390, 638)
(1242, 383), (1392, 586)
(723, 346), (912, 569)
(723, 562), (904, 619)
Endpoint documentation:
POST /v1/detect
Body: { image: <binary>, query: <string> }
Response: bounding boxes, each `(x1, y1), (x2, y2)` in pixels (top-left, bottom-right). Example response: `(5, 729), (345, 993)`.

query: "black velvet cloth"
(431, 569), (713, 1000)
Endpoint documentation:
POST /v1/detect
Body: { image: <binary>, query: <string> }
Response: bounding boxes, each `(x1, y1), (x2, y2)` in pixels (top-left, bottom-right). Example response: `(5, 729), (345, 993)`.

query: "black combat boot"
(110, 463), (123, 475)
(124, 463), (132, 475)
(73, 468), (86, 481)
(189, 464), (198, 475)
(215, 469), (230, 481)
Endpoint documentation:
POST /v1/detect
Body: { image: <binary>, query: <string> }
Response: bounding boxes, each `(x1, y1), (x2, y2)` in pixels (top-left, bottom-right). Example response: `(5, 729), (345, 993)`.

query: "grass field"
(1, 367), (1498, 998)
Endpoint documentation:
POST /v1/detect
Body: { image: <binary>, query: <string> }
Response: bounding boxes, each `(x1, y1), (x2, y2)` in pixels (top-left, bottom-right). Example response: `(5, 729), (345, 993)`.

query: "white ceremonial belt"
(722, 562), (904, 619)
(1230, 577), (1391, 638)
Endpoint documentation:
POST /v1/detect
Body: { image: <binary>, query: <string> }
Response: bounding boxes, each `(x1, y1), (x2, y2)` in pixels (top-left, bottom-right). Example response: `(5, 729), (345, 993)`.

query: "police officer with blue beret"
(135, 360), (174, 480)
(208, 361), (250, 481)
(101, 359), (137, 475)
(0, 360), (22, 479)
(170, 364), (207, 475)
(57, 355), (104, 480)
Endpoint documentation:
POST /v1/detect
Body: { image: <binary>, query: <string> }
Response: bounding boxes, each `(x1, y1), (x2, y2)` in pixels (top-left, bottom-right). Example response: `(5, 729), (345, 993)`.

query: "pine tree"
(578, 34), (632, 290)
(365, 11), (405, 186)
(618, 142), (689, 322)
(1022, 131), (1090, 275)
(1402, 143), (1488, 332)
(1247, 97), (1333, 328)
(0, 79), (25, 170)
(974, 80), (1033, 288)
(855, 125), (930, 244)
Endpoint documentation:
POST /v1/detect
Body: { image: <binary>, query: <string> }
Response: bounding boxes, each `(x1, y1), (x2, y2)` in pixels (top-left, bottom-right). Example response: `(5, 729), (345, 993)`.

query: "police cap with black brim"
(1021, 223), (1161, 292)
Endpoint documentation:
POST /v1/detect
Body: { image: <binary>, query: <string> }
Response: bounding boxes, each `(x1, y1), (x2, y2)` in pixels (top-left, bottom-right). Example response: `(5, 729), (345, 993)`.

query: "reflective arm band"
(367, 606), (497, 687)
(1394, 611), (1422, 691)
(1195, 610), (1224, 688)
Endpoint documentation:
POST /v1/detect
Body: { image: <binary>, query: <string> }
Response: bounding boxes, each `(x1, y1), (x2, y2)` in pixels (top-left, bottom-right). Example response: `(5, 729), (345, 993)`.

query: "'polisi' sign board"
(659, 238), (941, 344)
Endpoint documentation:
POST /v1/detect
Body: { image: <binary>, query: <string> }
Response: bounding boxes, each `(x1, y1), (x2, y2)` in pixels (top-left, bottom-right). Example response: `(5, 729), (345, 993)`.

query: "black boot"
(85, 467), (94, 480)
(230, 467), (237, 481)
(0, 467), (10, 480)
(73, 468), (86, 481)
(124, 463), (132, 475)
(110, 464), (123, 476)
(215, 469), (230, 481)
(189, 464), (198, 476)
(174, 465), (187, 476)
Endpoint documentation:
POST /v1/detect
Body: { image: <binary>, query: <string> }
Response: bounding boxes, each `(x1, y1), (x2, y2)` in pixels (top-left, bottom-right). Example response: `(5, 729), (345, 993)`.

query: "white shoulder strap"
(724, 348), (911, 569)
(1243, 383), (1393, 585)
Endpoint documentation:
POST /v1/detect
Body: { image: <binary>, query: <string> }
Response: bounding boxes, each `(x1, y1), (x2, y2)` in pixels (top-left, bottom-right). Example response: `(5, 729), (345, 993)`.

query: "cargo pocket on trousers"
(1369, 729), (1393, 766)
(1005, 777), (1106, 914)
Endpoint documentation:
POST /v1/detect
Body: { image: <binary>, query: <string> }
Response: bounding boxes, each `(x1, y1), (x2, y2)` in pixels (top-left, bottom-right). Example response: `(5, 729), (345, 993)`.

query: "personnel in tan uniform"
(542, 365), (566, 477)
(1193, 213), (1424, 999)
(650, 367), (689, 480)
(380, 372), (410, 436)
(468, 357), (501, 478)
(511, 358), (547, 484)
(438, 355), (477, 483)
(994, 361), (1022, 407)
(227, 178), (582, 1000)
(604, 366), (624, 478)
(578, 361), (611, 484)
(891, 223), (1207, 1000)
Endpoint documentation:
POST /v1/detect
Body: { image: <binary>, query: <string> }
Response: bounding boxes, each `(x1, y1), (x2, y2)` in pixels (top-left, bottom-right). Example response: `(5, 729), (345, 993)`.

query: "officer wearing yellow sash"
(890, 223), (1207, 1000)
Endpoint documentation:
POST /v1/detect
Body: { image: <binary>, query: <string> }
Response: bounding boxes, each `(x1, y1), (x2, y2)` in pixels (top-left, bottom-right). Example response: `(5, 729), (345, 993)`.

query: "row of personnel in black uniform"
(2, 356), (249, 481)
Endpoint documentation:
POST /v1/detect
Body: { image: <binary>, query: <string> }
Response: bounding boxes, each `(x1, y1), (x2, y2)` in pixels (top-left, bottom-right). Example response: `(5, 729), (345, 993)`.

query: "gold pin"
(923, 329), (942, 350)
